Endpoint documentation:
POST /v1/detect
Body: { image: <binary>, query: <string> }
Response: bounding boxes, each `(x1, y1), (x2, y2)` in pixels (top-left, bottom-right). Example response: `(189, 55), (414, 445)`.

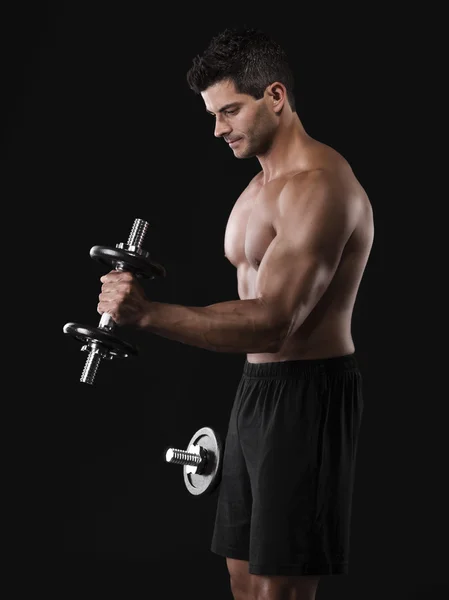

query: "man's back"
(224, 137), (374, 363)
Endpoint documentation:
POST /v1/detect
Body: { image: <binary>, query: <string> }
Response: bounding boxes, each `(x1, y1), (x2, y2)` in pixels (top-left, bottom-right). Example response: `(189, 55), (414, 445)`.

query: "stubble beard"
(234, 130), (274, 159)
(236, 107), (276, 159)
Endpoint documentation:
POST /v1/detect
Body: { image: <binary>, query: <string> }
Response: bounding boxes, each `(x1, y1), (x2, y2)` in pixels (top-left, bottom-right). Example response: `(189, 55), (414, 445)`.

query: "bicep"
(255, 237), (337, 332)
(255, 180), (357, 333)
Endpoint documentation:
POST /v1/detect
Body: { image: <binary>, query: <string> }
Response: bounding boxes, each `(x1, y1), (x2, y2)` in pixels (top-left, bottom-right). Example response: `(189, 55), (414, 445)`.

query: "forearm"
(139, 298), (287, 353)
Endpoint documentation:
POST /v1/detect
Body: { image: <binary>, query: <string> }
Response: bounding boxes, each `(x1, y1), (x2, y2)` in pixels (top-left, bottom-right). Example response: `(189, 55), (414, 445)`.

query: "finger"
(99, 288), (122, 305)
(97, 300), (116, 318)
(100, 270), (133, 283)
(100, 282), (118, 294)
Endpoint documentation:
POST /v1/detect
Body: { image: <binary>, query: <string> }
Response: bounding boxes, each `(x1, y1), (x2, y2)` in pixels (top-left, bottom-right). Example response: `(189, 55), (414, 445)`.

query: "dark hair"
(186, 27), (296, 112)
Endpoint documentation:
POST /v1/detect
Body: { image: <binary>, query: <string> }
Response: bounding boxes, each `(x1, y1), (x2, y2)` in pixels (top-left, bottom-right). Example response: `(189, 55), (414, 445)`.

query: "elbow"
(272, 319), (291, 352)
(265, 313), (291, 353)
(258, 298), (291, 353)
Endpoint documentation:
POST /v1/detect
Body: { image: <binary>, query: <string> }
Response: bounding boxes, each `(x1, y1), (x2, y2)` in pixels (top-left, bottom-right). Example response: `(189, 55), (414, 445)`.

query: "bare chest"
(224, 191), (277, 271)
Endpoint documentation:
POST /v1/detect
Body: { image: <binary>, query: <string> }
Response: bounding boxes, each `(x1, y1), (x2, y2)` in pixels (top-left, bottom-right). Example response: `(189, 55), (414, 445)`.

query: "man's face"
(201, 79), (277, 158)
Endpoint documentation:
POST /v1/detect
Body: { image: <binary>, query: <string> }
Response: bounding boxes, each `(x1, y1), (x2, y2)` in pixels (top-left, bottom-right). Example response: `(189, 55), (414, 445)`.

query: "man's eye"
(224, 110), (237, 116)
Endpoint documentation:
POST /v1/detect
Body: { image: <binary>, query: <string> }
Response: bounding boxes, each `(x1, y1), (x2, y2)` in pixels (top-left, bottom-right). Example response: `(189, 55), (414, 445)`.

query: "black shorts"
(211, 354), (364, 576)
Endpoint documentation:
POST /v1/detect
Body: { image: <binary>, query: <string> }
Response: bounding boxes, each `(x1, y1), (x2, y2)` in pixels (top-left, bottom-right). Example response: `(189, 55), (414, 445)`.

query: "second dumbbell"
(165, 426), (224, 496)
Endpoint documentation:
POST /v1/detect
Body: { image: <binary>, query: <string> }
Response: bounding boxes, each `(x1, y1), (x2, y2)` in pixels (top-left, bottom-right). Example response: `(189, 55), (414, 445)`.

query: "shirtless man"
(98, 27), (374, 600)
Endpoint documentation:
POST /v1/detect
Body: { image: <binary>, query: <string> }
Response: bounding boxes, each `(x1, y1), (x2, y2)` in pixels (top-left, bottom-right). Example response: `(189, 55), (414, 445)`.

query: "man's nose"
(214, 117), (231, 138)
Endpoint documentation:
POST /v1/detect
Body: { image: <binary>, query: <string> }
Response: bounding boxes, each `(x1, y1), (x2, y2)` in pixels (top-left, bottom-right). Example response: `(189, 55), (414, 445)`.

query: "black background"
(2, 2), (446, 599)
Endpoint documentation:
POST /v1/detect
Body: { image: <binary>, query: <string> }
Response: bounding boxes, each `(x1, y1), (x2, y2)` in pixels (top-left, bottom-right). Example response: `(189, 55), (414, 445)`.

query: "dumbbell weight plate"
(90, 245), (166, 279)
(63, 322), (138, 358)
(183, 427), (224, 496)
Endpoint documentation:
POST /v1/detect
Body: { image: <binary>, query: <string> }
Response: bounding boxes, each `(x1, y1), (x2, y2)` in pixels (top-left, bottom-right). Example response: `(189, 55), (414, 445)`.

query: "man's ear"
(267, 82), (287, 113)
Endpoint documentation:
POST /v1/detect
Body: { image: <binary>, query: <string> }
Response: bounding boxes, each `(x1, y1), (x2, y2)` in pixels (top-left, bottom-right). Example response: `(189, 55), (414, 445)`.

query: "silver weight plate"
(183, 427), (223, 496)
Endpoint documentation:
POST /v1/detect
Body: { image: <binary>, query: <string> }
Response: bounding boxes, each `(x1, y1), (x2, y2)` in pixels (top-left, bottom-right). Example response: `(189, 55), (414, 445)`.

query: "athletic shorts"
(210, 354), (364, 576)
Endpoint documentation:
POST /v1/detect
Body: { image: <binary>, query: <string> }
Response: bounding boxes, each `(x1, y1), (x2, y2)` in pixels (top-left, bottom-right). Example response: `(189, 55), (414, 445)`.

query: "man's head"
(186, 27), (296, 158)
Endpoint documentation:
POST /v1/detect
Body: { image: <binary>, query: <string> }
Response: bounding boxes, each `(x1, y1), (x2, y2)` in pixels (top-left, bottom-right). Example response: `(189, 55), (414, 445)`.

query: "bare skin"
(98, 78), (374, 599)
(227, 558), (321, 600)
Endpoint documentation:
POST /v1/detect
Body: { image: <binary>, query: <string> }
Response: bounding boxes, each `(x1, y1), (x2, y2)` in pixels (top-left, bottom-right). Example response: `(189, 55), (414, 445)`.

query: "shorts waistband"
(242, 354), (359, 378)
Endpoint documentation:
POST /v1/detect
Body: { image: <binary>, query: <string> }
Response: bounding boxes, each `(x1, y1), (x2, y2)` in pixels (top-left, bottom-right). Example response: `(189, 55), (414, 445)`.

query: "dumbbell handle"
(165, 445), (209, 477)
(97, 263), (125, 333)
(166, 447), (205, 467)
(97, 218), (150, 332)
(80, 218), (149, 384)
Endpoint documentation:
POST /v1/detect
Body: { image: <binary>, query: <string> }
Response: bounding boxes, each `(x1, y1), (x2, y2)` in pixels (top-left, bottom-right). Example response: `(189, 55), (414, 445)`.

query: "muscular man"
(98, 27), (374, 600)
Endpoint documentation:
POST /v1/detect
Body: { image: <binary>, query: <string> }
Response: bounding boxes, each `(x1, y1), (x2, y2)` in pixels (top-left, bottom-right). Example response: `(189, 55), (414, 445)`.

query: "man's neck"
(257, 114), (312, 183)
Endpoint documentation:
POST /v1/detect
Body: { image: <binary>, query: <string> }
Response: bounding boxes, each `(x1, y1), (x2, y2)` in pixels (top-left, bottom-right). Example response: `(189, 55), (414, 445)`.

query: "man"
(98, 27), (374, 600)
